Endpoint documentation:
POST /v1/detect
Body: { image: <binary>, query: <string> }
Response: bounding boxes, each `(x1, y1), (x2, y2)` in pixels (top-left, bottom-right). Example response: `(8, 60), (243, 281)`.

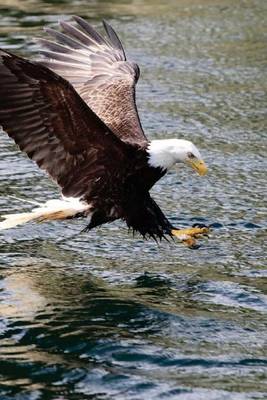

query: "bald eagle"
(0, 16), (209, 246)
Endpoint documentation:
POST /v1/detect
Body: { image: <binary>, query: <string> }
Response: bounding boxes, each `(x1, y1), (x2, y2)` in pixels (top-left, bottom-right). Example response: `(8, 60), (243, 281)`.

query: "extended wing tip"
(72, 15), (91, 28)
(102, 19), (109, 28)
(102, 19), (125, 56)
(72, 15), (82, 22)
(43, 26), (54, 34)
(102, 19), (114, 31)
(59, 19), (72, 29)
(102, 19), (114, 36)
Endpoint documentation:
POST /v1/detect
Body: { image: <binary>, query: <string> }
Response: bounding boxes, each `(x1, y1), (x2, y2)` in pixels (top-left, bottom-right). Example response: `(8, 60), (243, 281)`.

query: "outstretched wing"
(36, 16), (147, 146)
(0, 50), (133, 201)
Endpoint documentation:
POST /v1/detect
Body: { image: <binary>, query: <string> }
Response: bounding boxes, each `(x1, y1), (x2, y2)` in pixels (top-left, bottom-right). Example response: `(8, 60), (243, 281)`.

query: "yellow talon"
(171, 226), (209, 238)
(171, 226), (210, 248)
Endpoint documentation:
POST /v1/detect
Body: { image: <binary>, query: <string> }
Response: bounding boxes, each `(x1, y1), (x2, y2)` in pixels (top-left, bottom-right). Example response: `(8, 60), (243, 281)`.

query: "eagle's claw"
(171, 225), (210, 248)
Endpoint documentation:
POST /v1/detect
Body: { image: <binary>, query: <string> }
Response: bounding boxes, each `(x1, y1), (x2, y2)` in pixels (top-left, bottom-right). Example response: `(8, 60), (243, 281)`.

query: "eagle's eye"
(187, 152), (195, 159)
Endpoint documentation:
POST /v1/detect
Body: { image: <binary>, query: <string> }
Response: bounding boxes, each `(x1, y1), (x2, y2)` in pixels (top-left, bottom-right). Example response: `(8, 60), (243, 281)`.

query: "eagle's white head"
(147, 139), (207, 175)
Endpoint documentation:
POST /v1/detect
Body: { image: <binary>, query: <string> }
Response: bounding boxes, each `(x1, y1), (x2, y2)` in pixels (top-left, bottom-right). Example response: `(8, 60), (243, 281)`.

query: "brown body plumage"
(0, 24), (173, 239)
(0, 17), (208, 243)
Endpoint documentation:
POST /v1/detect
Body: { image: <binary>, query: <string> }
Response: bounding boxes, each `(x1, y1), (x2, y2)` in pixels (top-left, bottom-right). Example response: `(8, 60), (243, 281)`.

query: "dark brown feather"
(0, 50), (135, 201)
(0, 49), (174, 240)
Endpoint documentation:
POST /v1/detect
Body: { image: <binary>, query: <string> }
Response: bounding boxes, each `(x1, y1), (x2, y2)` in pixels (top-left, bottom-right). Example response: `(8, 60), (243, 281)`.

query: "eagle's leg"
(171, 225), (210, 248)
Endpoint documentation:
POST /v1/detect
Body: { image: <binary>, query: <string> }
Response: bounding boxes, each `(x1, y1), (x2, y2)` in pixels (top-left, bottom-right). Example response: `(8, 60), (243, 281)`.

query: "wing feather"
(0, 50), (134, 202)
(72, 16), (113, 47)
(102, 19), (126, 55)
(36, 16), (147, 146)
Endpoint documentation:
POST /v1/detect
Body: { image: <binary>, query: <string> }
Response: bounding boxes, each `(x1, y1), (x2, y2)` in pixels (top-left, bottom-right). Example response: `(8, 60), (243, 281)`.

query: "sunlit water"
(0, 1), (266, 399)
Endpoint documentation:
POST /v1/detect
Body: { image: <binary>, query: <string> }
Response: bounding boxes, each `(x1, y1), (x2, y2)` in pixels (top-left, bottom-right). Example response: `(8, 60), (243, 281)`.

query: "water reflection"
(1, 258), (266, 398)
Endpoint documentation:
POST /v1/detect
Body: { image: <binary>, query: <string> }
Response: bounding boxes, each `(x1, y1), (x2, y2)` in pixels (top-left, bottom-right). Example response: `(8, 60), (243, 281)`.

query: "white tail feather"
(0, 197), (90, 230)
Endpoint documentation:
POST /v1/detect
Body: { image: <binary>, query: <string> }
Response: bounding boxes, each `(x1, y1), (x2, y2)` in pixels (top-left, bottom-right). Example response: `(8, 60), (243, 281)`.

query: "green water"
(0, 0), (266, 399)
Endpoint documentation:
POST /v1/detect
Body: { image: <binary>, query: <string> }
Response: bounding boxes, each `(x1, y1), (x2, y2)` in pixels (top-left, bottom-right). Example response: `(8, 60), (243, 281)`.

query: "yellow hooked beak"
(188, 159), (208, 176)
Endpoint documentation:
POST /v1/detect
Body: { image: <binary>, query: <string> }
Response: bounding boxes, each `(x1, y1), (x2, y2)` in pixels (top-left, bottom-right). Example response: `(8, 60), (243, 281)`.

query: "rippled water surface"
(0, 0), (267, 399)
